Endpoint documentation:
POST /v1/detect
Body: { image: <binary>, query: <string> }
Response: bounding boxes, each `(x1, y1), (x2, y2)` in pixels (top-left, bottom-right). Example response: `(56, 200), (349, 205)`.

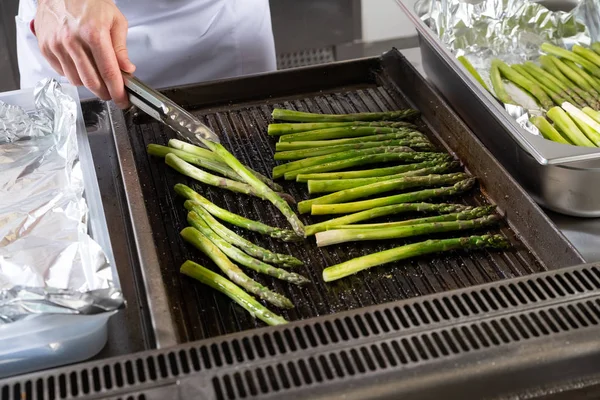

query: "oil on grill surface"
(128, 82), (545, 343)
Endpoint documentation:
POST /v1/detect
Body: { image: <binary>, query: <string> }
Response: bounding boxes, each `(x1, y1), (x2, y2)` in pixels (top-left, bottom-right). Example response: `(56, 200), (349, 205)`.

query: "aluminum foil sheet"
(417, 0), (600, 135)
(0, 79), (123, 323)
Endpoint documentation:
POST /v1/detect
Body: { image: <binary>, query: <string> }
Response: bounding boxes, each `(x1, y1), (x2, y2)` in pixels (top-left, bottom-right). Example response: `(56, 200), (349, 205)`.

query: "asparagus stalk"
(540, 56), (599, 109)
(307, 163), (459, 193)
(181, 227), (293, 309)
(185, 201), (303, 267)
(187, 212), (310, 286)
(271, 108), (420, 122)
(304, 202), (472, 236)
(174, 184), (302, 242)
(541, 43), (600, 79)
(583, 107), (600, 124)
(530, 116), (571, 144)
(275, 132), (429, 151)
(311, 178), (476, 215)
(268, 121), (417, 135)
(523, 62), (588, 108)
(316, 214), (500, 247)
(550, 57), (597, 95)
(562, 59), (600, 94)
(495, 60), (554, 109)
(546, 107), (595, 147)
(458, 56), (490, 91)
(198, 139), (305, 237)
(512, 65), (569, 106)
(573, 45), (600, 69)
(181, 261), (288, 325)
(273, 146), (414, 179)
(296, 160), (456, 181)
(274, 140), (434, 161)
(284, 153), (452, 180)
(562, 102), (600, 146)
(335, 205), (496, 229)
(593, 43), (600, 56)
(148, 144), (245, 181)
(491, 59), (515, 104)
(279, 127), (417, 142)
(322, 235), (509, 282)
(168, 139), (283, 192)
(298, 173), (468, 214)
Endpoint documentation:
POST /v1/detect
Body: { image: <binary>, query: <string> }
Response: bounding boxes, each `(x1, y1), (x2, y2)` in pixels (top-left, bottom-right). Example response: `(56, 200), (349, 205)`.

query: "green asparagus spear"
(284, 153), (451, 180)
(298, 173), (468, 214)
(491, 59), (515, 104)
(187, 212), (309, 286)
(296, 160), (456, 181)
(550, 56), (597, 94)
(185, 201), (303, 267)
(198, 140), (305, 237)
(316, 214), (500, 247)
(583, 107), (600, 124)
(271, 108), (420, 122)
(307, 163), (459, 193)
(181, 227), (293, 309)
(268, 121), (417, 135)
(174, 184), (302, 242)
(547, 107), (595, 147)
(273, 146), (414, 179)
(530, 116), (571, 144)
(148, 144), (246, 181)
(561, 103), (600, 146)
(512, 65), (569, 106)
(274, 140), (434, 161)
(562, 59), (600, 94)
(334, 206), (496, 229)
(541, 43), (600, 79)
(322, 234), (509, 282)
(278, 127), (417, 142)
(458, 56), (490, 91)
(168, 139), (283, 192)
(540, 56), (599, 109)
(572, 45), (600, 68)
(274, 132), (429, 151)
(166, 153), (276, 200)
(495, 60), (554, 109)
(181, 261), (288, 325)
(304, 202), (473, 236)
(523, 62), (588, 108)
(593, 43), (600, 56)
(311, 178), (476, 215)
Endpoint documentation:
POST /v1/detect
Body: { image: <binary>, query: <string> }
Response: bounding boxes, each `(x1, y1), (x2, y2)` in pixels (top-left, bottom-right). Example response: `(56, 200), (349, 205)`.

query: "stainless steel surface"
(397, 0), (600, 218)
(122, 72), (220, 144)
(107, 101), (179, 349)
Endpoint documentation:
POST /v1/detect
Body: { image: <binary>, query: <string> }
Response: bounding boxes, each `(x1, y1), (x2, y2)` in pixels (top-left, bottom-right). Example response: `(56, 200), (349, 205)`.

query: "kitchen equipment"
(397, 0), (600, 217)
(0, 84), (119, 378)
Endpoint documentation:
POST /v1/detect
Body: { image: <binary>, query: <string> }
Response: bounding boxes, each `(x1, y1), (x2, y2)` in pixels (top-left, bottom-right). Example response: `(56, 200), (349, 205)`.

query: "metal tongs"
(122, 72), (220, 145)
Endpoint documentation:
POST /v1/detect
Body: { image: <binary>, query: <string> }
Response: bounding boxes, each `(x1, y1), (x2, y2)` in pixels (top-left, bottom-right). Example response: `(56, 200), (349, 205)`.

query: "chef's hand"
(34, 0), (135, 108)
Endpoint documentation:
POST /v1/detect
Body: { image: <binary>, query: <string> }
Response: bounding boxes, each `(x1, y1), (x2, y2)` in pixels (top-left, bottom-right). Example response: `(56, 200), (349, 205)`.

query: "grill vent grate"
(213, 297), (600, 399)
(2, 265), (599, 400)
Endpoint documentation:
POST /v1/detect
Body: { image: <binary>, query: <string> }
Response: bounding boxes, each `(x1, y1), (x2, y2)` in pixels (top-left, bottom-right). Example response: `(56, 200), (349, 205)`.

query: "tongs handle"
(122, 71), (220, 144)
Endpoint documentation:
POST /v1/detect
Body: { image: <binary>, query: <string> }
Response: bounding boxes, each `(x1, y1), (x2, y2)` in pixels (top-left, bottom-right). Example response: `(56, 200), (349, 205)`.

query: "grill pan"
(111, 48), (583, 347)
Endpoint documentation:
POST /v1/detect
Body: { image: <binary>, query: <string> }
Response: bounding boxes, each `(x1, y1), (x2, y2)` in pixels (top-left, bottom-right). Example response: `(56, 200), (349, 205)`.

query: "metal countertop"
(396, 47), (600, 263)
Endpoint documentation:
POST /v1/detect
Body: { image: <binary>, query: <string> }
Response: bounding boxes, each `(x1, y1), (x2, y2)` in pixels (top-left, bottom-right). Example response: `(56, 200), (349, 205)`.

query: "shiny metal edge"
(107, 102), (179, 349)
(395, 0), (600, 166)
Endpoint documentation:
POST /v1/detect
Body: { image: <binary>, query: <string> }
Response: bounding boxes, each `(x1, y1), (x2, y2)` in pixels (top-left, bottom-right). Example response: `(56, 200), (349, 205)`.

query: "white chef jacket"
(15, 0), (277, 97)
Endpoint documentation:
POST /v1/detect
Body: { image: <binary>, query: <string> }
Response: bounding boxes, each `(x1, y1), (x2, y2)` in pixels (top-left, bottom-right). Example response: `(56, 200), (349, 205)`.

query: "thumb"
(111, 16), (135, 73)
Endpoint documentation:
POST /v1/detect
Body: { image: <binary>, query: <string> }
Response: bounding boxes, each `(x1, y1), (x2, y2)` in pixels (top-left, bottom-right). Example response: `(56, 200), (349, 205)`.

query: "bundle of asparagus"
(468, 42), (600, 148)
(270, 108), (509, 281)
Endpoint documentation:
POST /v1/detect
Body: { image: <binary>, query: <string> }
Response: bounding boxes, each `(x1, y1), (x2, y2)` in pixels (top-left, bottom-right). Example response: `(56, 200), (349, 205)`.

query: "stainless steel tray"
(397, 0), (600, 217)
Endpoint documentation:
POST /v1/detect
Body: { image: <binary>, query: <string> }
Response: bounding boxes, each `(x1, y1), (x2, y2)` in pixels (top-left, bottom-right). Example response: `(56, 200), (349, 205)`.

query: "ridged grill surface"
(127, 82), (545, 343)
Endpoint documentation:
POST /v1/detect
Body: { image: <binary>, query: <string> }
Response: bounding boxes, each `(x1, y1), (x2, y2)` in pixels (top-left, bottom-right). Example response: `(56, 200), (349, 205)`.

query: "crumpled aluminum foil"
(416, 0), (600, 136)
(0, 79), (123, 323)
